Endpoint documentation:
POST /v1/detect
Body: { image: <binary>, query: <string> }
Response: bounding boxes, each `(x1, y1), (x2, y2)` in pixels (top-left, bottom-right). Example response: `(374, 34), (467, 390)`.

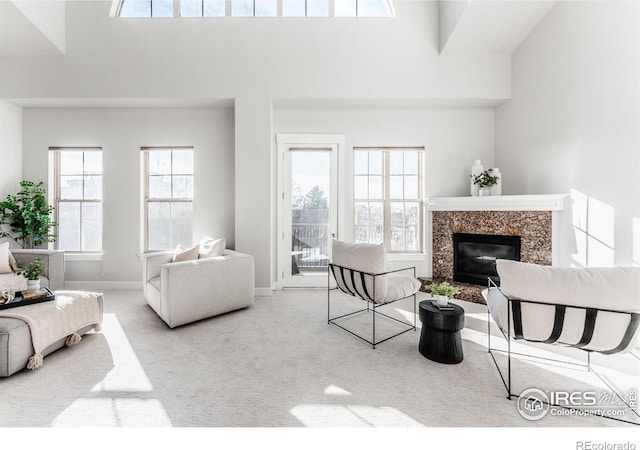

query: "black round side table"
(418, 300), (465, 364)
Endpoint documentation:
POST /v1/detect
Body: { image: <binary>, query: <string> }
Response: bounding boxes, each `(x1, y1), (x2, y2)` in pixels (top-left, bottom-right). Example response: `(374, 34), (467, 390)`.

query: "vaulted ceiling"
(0, 0), (556, 57)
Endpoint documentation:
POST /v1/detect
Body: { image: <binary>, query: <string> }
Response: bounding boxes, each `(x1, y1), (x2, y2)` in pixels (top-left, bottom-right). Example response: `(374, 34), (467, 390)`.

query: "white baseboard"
(64, 281), (143, 290)
(255, 286), (275, 297)
(65, 281), (274, 296)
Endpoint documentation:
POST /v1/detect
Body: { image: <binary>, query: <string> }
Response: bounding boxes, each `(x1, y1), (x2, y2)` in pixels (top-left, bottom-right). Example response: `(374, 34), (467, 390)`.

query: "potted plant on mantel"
(471, 169), (500, 197)
(0, 180), (57, 248)
(428, 281), (461, 307)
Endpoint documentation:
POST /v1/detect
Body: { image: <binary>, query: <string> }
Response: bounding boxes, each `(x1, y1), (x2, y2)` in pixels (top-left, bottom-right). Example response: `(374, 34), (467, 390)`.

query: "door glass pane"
(290, 150), (330, 277)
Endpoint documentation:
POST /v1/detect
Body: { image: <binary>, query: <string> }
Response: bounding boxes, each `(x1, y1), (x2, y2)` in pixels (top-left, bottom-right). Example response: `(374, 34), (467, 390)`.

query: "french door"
(277, 135), (344, 288)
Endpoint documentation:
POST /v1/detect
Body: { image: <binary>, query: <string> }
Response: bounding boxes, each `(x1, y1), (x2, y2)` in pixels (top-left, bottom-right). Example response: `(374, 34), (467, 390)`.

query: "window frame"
(116, 0), (394, 17)
(142, 146), (195, 253)
(51, 147), (104, 255)
(353, 147), (424, 254)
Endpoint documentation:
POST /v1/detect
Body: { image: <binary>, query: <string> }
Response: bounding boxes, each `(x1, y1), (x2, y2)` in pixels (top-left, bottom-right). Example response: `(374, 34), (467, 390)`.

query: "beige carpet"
(0, 288), (638, 429)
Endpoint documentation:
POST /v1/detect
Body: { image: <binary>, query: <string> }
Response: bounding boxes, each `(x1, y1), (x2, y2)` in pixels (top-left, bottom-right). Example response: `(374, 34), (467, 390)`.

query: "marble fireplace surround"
(426, 194), (568, 304)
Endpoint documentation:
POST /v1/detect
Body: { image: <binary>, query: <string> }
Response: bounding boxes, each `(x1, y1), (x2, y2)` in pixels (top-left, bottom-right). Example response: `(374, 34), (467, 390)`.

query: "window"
(354, 148), (424, 253)
(117, 0), (393, 17)
(282, 0), (329, 17)
(119, 0), (173, 17)
(143, 148), (194, 251)
(52, 148), (103, 253)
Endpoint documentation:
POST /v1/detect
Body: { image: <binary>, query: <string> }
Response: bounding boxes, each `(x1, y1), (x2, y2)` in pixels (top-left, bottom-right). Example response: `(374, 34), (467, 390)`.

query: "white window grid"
(51, 147), (103, 253)
(142, 147), (195, 252)
(353, 147), (424, 253)
(117, 0), (394, 18)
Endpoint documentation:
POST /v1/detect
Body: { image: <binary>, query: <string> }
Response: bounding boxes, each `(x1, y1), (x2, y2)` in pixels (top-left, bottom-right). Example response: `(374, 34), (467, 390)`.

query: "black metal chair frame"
(486, 278), (640, 425)
(328, 263), (417, 349)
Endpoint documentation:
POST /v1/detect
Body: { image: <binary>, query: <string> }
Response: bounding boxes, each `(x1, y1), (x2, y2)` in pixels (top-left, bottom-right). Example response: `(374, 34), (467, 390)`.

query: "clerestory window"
(117, 0), (394, 18)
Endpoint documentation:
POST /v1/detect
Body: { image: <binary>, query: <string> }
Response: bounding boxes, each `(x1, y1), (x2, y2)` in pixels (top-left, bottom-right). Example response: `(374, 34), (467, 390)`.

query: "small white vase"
(478, 187), (492, 197)
(27, 279), (40, 291)
(435, 295), (449, 306)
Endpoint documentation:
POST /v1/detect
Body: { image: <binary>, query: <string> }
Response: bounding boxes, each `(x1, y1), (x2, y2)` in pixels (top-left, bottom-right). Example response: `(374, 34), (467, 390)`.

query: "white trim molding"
(255, 287), (275, 297)
(426, 194), (569, 212)
(65, 281), (142, 290)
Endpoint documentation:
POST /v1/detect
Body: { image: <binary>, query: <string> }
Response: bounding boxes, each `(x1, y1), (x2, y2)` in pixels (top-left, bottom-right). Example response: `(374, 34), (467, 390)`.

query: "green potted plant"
(17, 257), (44, 291)
(428, 281), (460, 306)
(471, 170), (500, 196)
(0, 180), (57, 248)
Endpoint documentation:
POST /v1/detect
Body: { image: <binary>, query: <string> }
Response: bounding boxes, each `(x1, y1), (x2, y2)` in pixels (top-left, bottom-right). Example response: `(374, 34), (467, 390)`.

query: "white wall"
(275, 106), (494, 276)
(0, 0), (511, 289)
(12, 0), (66, 53)
(495, 1), (640, 268)
(0, 100), (23, 200)
(22, 107), (235, 285)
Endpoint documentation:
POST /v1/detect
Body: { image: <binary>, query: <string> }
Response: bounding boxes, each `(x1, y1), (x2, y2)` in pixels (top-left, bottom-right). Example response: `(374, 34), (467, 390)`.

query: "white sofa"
(485, 260), (640, 353)
(142, 249), (254, 328)
(0, 249), (65, 292)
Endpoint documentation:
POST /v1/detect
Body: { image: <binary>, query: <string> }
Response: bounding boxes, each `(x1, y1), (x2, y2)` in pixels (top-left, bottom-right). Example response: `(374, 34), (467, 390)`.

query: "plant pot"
(435, 294), (449, 306)
(27, 279), (40, 291)
(478, 187), (492, 197)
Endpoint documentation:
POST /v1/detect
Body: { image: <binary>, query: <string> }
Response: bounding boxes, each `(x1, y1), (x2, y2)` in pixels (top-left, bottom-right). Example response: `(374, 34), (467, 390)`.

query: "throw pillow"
(199, 236), (226, 258)
(0, 242), (12, 274)
(8, 251), (19, 272)
(173, 244), (200, 262)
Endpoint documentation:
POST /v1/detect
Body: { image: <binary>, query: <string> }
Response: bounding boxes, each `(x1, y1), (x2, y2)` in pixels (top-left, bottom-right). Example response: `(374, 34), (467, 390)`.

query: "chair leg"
(372, 303), (376, 349)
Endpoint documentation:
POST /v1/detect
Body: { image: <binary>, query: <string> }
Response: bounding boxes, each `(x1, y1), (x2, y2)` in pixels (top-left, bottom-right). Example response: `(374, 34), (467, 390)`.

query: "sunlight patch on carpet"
(323, 385), (352, 396)
(51, 398), (172, 427)
(51, 313), (173, 427)
(290, 404), (424, 427)
(462, 327), (640, 391)
(91, 314), (153, 392)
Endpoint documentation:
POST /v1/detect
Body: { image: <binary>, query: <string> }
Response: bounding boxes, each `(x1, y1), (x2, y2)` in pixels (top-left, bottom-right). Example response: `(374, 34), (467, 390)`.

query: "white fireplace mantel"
(426, 194), (569, 212)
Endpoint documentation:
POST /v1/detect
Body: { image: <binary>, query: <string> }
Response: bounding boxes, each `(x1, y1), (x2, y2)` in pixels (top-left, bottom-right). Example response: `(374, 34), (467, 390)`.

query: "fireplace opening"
(453, 233), (521, 286)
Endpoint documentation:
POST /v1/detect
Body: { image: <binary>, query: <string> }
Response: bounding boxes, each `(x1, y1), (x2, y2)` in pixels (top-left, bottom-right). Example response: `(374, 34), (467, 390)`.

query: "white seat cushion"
(382, 274), (421, 304)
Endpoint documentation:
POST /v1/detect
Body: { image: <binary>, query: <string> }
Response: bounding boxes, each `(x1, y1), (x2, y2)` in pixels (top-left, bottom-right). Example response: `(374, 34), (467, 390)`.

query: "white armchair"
(142, 249), (255, 328)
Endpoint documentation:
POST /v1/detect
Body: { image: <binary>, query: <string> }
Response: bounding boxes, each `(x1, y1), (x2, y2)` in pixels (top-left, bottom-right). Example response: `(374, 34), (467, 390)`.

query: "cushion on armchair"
(486, 260), (640, 353)
(331, 240), (388, 303)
